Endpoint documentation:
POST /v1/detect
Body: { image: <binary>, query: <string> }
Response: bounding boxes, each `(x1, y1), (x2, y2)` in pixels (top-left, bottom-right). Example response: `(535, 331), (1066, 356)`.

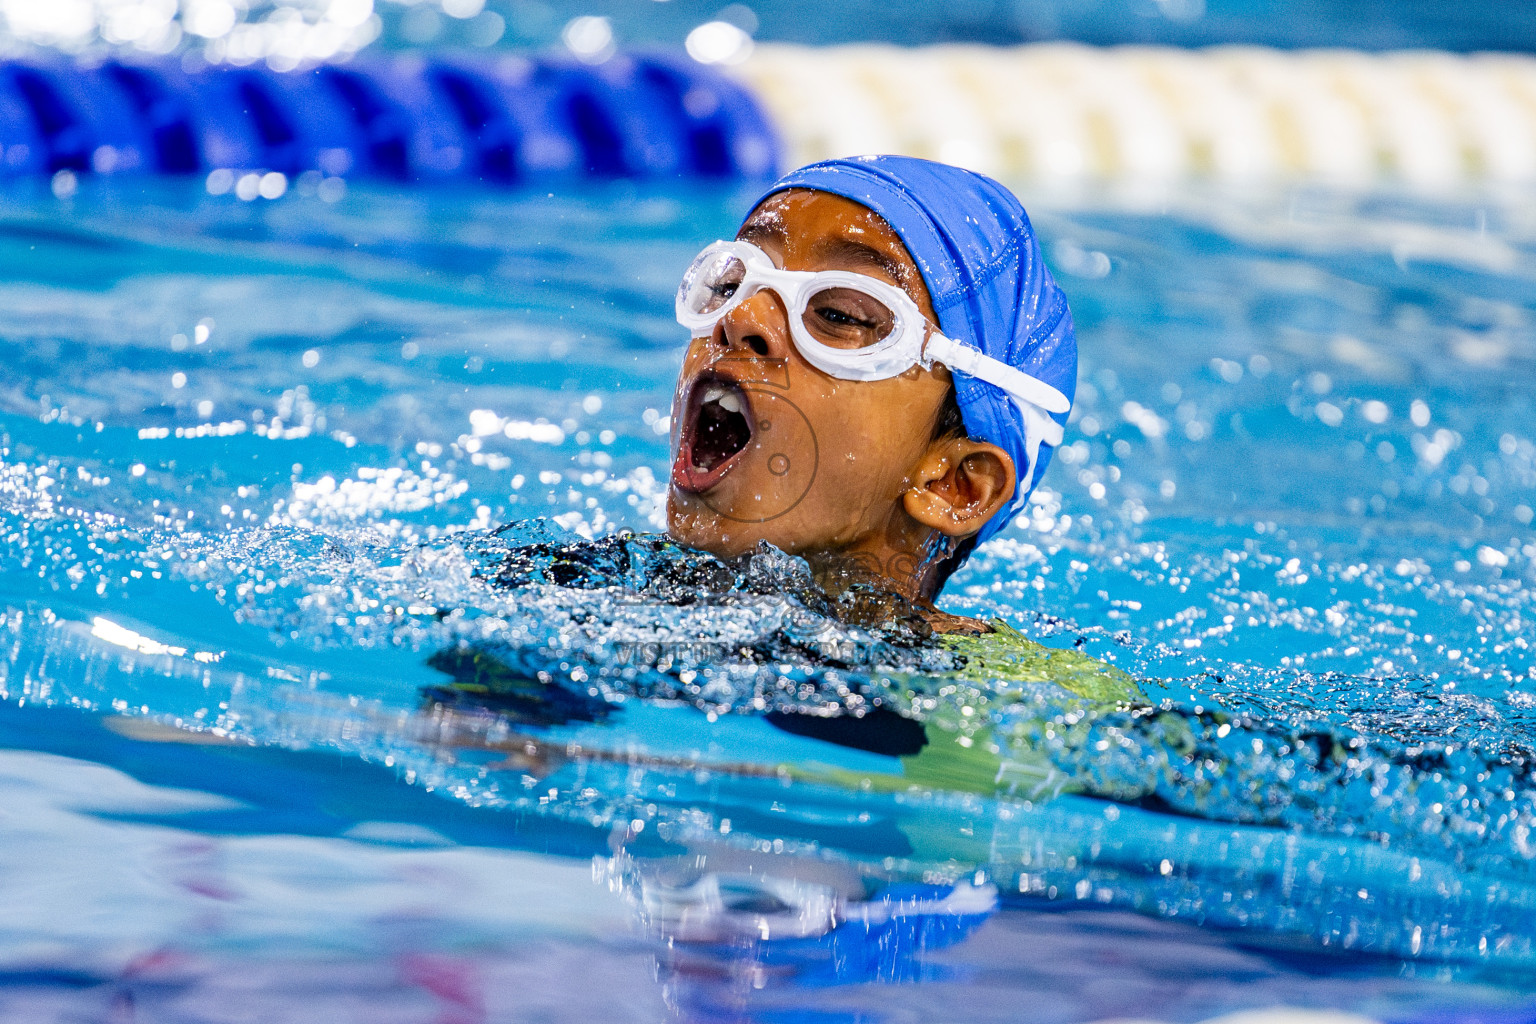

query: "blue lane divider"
(0, 53), (781, 184)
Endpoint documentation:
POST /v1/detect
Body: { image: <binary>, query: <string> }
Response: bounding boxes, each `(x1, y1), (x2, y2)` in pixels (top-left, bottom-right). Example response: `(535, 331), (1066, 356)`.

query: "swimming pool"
(1, 173), (1534, 1021)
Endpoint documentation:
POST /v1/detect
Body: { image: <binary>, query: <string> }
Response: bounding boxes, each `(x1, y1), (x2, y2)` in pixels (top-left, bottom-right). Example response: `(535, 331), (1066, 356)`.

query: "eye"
(813, 303), (875, 329)
(801, 287), (896, 349)
(712, 281), (739, 300)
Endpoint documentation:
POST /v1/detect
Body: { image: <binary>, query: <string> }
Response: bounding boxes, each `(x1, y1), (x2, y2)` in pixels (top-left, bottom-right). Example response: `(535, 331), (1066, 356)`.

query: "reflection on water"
(1, 178), (1536, 1019)
(6, 706), (1530, 1024)
(610, 851), (998, 1017)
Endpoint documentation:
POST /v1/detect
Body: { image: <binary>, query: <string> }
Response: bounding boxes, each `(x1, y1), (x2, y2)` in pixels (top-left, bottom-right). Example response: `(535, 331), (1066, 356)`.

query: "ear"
(902, 437), (1017, 539)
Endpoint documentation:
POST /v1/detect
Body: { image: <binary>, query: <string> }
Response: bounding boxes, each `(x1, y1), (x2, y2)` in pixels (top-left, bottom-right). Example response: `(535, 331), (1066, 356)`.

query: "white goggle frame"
(676, 240), (1070, 489)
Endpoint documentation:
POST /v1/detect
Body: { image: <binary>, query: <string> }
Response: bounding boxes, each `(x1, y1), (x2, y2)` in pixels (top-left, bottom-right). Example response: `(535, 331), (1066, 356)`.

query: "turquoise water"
(373, 0), (1536, 57)
(2, 177), (1535, 1021)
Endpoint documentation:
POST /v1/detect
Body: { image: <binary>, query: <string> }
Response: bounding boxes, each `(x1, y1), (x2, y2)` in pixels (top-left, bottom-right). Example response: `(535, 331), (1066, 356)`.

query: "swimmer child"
(424, 159), (1108, 784)
(665, 155), (1076, 631)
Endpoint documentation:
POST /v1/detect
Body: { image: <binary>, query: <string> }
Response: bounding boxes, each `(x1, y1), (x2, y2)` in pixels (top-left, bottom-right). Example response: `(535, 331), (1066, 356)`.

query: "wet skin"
(666, 189), (1016, 607)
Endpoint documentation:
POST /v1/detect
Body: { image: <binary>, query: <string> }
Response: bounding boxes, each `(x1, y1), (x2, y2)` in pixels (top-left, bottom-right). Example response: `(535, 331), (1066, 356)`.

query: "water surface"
(2, 176), (1535, 1021)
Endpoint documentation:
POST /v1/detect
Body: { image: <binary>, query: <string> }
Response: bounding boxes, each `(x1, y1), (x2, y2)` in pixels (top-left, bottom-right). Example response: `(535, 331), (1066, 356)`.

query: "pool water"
(2, 176), (1535, 1022)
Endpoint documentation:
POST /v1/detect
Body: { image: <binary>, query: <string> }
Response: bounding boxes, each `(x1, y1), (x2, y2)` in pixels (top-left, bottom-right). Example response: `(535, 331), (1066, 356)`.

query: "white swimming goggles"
(675, 239), (1070, 475)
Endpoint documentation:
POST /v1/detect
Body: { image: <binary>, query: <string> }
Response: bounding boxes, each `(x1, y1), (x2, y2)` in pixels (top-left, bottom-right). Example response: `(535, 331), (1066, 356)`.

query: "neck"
(805, 514), (956, 607)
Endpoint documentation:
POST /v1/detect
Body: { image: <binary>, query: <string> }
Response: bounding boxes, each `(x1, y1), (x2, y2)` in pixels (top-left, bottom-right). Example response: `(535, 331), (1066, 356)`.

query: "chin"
(665, 493), (743, 558)
(670, 488), (817, 560)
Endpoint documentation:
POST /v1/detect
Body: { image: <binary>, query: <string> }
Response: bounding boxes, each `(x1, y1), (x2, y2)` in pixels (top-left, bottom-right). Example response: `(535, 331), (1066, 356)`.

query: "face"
(666, 189), (955, 560)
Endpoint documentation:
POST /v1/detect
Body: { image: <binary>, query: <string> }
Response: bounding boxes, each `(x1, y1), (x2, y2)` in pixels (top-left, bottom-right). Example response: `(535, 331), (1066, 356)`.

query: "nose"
(713, 286), (791, 360)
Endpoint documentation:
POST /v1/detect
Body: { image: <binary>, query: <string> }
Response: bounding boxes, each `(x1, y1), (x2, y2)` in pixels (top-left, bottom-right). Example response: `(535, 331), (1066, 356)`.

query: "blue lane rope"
(0, 53), (782, 183)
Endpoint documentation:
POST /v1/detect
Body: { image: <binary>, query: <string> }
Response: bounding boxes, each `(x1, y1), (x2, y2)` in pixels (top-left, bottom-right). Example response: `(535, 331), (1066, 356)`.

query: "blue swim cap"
(752, 155), (1077, 547)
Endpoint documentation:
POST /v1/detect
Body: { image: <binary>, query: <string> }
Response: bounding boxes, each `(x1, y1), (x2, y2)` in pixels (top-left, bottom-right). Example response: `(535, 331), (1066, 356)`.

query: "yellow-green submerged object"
(424, 616), (1146, 807)
(790, 620), (1145, 801)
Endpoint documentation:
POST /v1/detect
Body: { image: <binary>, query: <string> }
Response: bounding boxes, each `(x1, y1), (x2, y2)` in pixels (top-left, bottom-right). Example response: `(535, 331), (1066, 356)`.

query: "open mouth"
(672, 374), (753, 493)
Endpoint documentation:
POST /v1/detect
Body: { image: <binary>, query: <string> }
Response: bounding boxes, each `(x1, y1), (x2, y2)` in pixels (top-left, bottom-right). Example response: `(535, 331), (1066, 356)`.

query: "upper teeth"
(703, 385), (742, 414)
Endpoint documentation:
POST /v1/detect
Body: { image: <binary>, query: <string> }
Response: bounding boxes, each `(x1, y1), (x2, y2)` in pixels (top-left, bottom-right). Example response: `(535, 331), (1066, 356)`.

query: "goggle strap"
(925, 333), (1072, 415)
(1011, 397), (1064, 513)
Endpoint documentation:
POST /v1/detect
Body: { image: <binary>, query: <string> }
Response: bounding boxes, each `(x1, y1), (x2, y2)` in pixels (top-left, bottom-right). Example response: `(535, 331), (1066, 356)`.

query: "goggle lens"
(679, 244), (904, 356)
(680, 249), (747, 318)
(801, 286), (898, 350)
